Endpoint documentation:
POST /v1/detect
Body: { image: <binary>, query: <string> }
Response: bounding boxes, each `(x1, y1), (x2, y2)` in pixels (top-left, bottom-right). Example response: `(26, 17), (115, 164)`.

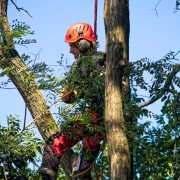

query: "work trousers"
(52, 113), (104, 156)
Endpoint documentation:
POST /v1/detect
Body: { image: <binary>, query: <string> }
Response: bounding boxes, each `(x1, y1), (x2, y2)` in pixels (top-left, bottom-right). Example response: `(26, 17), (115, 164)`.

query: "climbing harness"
(70, 143), (105, 178)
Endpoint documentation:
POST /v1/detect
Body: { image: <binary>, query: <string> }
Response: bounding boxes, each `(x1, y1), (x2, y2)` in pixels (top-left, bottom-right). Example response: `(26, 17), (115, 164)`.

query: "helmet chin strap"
(72, 43), (79, 50)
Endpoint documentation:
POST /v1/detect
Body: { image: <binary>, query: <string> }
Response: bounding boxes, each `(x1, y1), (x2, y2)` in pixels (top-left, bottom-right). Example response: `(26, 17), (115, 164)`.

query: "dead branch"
(10, 0), (33, 18)
(149, 0), (162, 18)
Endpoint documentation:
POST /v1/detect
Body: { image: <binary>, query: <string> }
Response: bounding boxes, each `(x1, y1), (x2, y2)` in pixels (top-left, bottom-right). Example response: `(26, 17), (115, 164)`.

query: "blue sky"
(1, 1), (180, 133)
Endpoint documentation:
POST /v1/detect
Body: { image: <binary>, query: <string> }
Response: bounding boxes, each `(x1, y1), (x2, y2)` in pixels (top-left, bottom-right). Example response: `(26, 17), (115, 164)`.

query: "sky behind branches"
(0, 0), (180, 133)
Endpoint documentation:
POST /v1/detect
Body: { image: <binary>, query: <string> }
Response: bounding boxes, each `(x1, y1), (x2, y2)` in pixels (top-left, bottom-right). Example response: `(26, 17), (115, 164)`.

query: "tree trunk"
(0, 1), (74, 179)
(104, 0), (131, 179)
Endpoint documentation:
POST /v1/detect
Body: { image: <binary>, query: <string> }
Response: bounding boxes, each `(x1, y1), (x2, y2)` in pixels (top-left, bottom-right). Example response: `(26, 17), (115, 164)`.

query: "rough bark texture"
(104, 0), (131, 179)
(0, 1), (74, 179)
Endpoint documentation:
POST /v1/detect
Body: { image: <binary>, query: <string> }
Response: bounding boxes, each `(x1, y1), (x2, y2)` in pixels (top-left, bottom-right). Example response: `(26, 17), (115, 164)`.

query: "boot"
(38, 145), (60, 180)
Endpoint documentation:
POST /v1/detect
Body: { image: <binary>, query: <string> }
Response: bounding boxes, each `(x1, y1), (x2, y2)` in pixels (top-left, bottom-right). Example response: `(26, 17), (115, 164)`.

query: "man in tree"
(39, 22), (106, 180)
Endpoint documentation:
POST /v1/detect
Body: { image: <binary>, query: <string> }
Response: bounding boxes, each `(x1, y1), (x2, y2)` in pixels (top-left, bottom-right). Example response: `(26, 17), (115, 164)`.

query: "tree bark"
(0, 1), (75, 179)
(104, 0), (131, 179)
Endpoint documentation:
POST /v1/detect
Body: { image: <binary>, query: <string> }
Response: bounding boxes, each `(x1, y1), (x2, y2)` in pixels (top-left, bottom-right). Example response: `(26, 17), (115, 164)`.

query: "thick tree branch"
(0, 1), (74, 179)
(104, 0), (131, 179)
(138, 63), (180, 109)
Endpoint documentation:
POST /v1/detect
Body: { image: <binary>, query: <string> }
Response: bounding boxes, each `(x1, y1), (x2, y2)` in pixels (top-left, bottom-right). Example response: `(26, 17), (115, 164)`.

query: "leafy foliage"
(134, 116), (180, 179)
(175, 0), (180, 11)
(11, 19), (36, 45)
(21, 53), (63, 92)
(55, 51), (106, 137)
(0, 10), (180, 179)
(0, 115), (42, 179)
(126, 51), (180, 179)
(52, 51), (107, 178)
(52, 49), (180, 179)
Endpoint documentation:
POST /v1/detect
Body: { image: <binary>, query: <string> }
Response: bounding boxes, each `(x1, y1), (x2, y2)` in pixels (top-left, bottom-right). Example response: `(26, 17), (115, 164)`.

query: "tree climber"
(39, 22), (106, 180)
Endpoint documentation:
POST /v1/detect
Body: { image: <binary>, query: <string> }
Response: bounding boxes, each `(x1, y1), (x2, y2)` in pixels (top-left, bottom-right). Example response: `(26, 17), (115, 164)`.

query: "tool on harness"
(70, 145), (100, 178)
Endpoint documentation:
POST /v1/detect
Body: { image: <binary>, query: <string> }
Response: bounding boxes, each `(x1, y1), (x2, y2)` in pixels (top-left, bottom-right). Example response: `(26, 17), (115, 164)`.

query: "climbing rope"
(94, 0), (98, 39)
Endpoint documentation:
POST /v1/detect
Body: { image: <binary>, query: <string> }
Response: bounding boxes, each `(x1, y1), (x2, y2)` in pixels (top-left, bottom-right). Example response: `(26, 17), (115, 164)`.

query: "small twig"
(23, 104), (27, 129)
(101, 148), (104, 179)
(93, 165), (100, 180)
(149, 0), (162, 18)
(173, 50), (180, 58)
(10, 0), (33, 18)
(0, 87), (16, 89)
(28, 48), (43, 65)
(17, 113), (43, 134)
(47, 64), (68, 67)
(2, 162), (8, 180)
(174, 142), (176, 155)
(17, 98), (61, 134)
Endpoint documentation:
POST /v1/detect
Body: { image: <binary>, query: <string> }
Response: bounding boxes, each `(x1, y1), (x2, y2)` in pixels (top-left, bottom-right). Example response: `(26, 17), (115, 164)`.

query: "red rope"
(94, 0), (98, 39)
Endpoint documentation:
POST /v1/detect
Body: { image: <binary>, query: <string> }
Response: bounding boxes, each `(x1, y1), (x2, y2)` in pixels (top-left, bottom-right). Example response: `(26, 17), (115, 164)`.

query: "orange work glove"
(60, 83), (77, 104)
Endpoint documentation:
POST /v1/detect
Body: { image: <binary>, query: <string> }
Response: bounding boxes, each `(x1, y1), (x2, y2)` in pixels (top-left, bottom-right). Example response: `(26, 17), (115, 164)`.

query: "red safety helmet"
(65, 22), (96, 43)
